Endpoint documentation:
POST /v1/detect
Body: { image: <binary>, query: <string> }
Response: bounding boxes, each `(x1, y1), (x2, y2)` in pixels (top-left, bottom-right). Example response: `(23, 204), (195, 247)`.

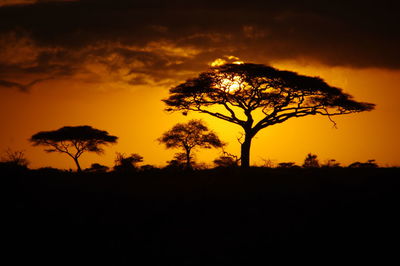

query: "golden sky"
(1, 1), (399, 169)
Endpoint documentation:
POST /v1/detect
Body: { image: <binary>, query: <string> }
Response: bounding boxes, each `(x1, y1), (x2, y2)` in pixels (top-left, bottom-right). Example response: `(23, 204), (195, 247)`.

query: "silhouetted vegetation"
(322, 159), (341, 168)
(164, 63), (375, 168)
(259, 157), (276, 168)
(213, 155), (239, 168)
(213, 152), (240, 168)
(113, 152), (143, 173)
(277, 162), (298, 168)
(158, 119), (224, 169)
(30, 125), (118, 172)
(85, 163), (109, 173)
(165, 152), (193, 170)
(2, 62), (384, 265)
(349, 159), (378, 168)
(1, 148), (29, 168)
(139, 164), (159, 172)
(302, 153), (320, 168)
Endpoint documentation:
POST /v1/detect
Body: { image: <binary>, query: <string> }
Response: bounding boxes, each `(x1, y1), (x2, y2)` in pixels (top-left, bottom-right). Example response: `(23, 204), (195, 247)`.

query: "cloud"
(0, 0), (399, 91)
(0, 78), (50, 91)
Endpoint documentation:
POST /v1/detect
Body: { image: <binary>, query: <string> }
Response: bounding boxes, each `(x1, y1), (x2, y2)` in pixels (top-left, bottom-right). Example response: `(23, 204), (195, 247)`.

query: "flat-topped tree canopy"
(163, 63), (375, 168)
(31, 126), (117, 148)
(30, 125), (118, 171)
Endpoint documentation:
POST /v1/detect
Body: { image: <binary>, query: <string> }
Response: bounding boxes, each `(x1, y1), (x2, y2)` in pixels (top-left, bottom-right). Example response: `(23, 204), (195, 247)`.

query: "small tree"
(85, 163), (109, 173)
(113, 152), (143, 172)
(30, 125), (118, 172)
(322, 159), (341, 168)
(213, 150), (240, 168)
(259, 157), (276, 168)
(277, 162), (297, 168)
(303, 153), (320, 168)
(348, 159), (378, 168)
(213, 155), (239, 168)
(163, 63), (375, 168)
(140, 164), (158, 172)
(158, 119), (224, 169)
(1, 148), (29, 167)
(165, 152), (194, 170)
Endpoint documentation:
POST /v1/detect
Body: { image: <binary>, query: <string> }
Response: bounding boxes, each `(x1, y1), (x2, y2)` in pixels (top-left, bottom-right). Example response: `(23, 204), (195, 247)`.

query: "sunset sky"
(1, 0), (399, 169)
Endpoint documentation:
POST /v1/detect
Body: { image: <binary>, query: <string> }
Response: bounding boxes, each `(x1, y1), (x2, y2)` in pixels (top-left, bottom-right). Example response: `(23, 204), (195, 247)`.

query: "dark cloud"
(0, 79), (29, 91)
(0, 0), (77, 7)
(0, 0), (399, 91)
(0, 77), (50, 91)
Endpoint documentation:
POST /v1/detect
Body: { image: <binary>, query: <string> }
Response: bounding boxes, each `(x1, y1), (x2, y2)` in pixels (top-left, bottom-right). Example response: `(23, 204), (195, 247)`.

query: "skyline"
(1, 0), (399, 169)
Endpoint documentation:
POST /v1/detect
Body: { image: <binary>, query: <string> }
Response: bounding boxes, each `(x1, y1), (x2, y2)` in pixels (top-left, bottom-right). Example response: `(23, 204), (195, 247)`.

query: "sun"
(209, 56), (244, 92)
(220, 76), (242, 92)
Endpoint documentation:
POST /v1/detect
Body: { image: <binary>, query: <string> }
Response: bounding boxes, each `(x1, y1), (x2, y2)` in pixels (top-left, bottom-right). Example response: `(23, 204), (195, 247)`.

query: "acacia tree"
(158, 119), (224, 169)
(30, 125), (118, 172)
(163, 63), (375, 168)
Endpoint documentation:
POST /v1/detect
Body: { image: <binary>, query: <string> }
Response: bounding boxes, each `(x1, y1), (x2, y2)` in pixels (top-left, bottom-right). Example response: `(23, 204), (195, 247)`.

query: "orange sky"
(1, 59), (399, 169)
(1, 1), (399, 169)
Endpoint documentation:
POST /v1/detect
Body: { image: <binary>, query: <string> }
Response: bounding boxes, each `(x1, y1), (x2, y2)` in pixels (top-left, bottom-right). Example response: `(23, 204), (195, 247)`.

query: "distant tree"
(321, 159), (341, 168)
(1, 148), (29, 167)
(113, 152), (143, 172)
(35, 167), (66, 174)
(165, 152), (193, 170)
(213, 156), (239, 168)
(348, 159), (378, 168)
(303, 153), (320, 168)
(30, 125), (117, 172)
(85, 163), (109, 173)
(213, 150), (240, 168)
(277, 162), (298, 168)
(163, 63), (375, 168)
(140, 164), (158, 172)
(158, 119), (224, 169)
(259, 157), (276, 168)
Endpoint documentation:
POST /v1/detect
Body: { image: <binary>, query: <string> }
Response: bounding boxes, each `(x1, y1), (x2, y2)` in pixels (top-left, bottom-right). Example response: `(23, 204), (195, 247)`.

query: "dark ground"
(4, 166), (400, 265)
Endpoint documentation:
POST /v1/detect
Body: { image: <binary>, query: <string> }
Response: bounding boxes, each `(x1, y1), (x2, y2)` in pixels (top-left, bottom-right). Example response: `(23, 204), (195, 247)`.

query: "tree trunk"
(185, 150), (192, 170)
(73, 157), (82, 172)
(240, 132), (253, 168)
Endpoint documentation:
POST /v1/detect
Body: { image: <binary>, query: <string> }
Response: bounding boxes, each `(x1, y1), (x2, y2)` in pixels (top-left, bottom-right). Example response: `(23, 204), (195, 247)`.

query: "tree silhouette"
(85, 163), (109, 173)
(302, 153), (320, 168)
(348, 159), (378, 168)
(213, 149), (240, 168)
(164, 63), (375, 168)
(30, 125), (118, 172)
(1, 148), (29, 168)
(277, 162), (297, 168)
(322, 159), (341, 168)
(213, 155), (239, 168)
(158, 119), (224, 169)
(165, 152), (193, 170)
(113, 152), (143, 172)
